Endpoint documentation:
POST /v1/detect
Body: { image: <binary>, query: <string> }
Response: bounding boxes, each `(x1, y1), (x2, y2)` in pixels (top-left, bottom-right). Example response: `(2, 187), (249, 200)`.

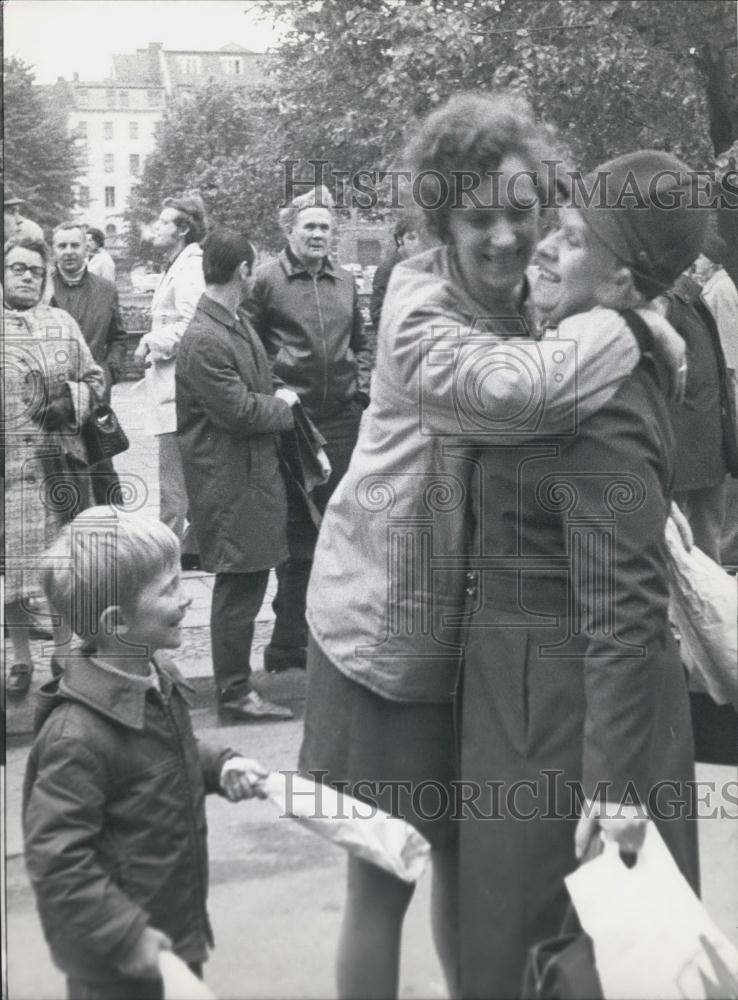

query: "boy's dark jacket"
(23, 655), (235, 981)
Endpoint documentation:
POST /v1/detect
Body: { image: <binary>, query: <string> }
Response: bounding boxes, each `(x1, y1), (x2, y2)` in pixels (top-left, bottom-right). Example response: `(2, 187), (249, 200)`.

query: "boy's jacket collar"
(34, 654), (194, 733)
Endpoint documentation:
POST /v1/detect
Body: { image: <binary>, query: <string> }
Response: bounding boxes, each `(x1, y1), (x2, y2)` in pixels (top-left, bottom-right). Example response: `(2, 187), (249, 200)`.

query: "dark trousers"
(269, 404), (361, 653)
(67, 963), (202, 1000)
(211, 569), (270, 702)
(90, 457), (122, 506)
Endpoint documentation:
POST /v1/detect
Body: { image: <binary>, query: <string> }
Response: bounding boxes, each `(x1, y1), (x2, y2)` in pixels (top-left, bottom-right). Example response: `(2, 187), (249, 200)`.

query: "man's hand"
(316, 447), (332, 484)
(133, 336), (150, 364)
(275, 387), (300, 408)
(669, 500), (694, 551)
(116, 926), (172, 979)
(575, 801), (649, 861)
(220, 756), (269, 802)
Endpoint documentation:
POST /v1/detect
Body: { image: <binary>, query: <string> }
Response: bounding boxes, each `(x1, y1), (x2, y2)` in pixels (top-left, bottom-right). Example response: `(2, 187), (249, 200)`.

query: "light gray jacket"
(306, 245), (665, 702)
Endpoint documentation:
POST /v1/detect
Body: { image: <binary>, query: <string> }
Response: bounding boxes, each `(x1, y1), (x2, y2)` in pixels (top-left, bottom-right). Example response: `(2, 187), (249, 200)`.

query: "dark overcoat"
(665, 274), (732, 490)
(459, 361), (698, 999)
(175, 294), (294, 573)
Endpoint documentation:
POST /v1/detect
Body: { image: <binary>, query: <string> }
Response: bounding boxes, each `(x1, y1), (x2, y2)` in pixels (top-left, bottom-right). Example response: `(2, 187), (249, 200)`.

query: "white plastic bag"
(159, 951), (216, 999)
(263, 772), (430, 882)
(566, 823), (738, 999)
(665, 517), (738, 709)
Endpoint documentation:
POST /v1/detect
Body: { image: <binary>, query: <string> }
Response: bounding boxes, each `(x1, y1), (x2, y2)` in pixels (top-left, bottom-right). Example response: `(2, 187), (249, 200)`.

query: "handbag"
(522, 906), (603, 999)
(81, 402), (130, 466)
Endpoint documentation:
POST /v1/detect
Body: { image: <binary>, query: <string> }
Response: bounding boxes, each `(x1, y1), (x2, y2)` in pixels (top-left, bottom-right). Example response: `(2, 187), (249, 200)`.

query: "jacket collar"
(52, 655), (168, 730)
(279, 246), (341, 280)
(54, 264), (89, 288)
(197, 291), (238, 329)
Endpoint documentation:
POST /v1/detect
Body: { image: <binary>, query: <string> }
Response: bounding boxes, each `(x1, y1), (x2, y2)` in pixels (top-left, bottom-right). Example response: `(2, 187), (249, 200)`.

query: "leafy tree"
(125, 83), (284, 256)
(257, 0), (736, 174)
(3, 57), (82, 231)
(255, 0), (736, 275)
(128, 2), (737, 272)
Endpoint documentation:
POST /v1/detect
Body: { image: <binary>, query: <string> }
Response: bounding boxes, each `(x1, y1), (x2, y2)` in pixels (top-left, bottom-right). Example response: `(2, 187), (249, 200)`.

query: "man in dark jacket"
(664, 272), (737, 562)
(369, 217), (422, 330)
(176, 230), (297, 720)
(246, 187), (373, 672)
(50, 221), (128, 504)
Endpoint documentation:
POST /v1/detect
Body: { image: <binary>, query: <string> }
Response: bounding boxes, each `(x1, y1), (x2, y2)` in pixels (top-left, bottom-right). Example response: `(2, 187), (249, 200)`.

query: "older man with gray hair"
(244, 186), (372, 673)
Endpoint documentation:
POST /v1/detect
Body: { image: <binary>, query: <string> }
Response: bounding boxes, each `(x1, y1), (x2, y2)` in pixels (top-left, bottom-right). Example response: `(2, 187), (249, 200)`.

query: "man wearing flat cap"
(245, 186), (372, 673)
(4, 196), (44, 243)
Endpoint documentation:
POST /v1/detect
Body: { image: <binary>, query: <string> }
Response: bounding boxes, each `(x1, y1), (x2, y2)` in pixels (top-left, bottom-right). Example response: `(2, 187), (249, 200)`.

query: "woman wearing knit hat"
(134, 192), (207, 561)
(458, 150), (707, 998)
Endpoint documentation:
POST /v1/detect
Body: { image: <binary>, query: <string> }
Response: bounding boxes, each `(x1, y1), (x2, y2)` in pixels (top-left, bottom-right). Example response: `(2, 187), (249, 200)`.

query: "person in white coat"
(134, 193), (206, 555)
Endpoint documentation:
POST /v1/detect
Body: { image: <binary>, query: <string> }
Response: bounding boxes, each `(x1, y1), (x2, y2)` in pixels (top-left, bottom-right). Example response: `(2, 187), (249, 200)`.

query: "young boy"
(23, 507), (269, 1000)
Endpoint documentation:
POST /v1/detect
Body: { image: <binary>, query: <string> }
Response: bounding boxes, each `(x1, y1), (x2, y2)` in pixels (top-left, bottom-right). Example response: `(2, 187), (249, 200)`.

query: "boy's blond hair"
(41, 507), (179, 651)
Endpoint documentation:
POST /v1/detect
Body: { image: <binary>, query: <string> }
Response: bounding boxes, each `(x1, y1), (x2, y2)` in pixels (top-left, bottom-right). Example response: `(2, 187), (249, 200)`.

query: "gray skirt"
(298, 632), (458, 848)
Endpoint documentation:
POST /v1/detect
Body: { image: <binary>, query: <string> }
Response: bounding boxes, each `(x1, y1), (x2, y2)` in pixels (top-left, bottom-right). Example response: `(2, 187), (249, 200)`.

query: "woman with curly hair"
(298, 93), (685, 998)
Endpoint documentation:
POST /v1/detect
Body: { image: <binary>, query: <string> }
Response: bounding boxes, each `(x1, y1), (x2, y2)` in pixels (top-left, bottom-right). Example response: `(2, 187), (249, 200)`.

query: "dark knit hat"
(576, 150), (708, 295)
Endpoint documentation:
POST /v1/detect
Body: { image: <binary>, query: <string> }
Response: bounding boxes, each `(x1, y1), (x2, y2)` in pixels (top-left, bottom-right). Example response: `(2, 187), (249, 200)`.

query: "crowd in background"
(3, 87), (738, 999)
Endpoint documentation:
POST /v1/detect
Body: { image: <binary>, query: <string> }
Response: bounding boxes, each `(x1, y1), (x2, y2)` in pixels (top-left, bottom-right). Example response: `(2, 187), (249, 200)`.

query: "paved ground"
(4, 382), (738, 999)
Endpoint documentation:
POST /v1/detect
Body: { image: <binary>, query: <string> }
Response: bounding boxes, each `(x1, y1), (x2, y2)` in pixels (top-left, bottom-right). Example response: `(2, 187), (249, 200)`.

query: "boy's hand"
(220, 756), (269, 802)
(117, 926), (172, 979)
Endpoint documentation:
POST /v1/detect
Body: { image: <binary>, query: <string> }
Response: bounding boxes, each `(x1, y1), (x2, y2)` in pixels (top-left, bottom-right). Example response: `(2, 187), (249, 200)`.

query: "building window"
(119, 90), (130, 107)
(105, 186), (116, 208)
(129, 121), (139, 140)
(74, 120), (88, 141)
(78, 186), (90, 208)
(177, 55), (201, 75)
(129, 154), (141, 176)
(221, 57), (242, 75)
(76, 89), (88, 106)
(104, 153), (115, 173)
(147, 89), (163, 106)
(106, 88), (116, 107)
(103, 121), (114, 140)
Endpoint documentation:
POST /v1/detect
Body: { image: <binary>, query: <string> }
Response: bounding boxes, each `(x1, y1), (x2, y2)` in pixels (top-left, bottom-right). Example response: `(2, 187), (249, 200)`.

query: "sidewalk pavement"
(6, 380), (305, 738)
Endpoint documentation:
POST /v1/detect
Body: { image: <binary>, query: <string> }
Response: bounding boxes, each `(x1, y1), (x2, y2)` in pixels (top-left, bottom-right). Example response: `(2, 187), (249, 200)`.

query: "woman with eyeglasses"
(3, 236), (105, 697)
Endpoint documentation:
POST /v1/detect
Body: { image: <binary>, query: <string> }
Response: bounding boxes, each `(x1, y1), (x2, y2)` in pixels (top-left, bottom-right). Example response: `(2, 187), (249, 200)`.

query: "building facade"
(50, 43), (267, 233)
